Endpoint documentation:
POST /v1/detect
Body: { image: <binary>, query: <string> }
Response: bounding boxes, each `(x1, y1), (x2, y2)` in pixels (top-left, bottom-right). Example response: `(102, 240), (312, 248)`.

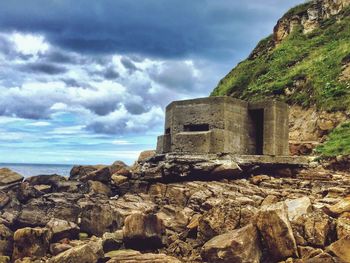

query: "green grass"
(211, 6), (350, 111)
(316, 122), (350, 157)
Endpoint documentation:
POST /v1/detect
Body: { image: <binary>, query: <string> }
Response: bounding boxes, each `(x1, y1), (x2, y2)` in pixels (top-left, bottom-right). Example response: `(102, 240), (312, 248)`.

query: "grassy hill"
(212, 4), (350, 112)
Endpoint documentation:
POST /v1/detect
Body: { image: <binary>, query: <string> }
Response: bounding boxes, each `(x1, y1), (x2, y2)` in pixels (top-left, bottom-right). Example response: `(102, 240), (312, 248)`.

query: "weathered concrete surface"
(156, 97), (290, 156)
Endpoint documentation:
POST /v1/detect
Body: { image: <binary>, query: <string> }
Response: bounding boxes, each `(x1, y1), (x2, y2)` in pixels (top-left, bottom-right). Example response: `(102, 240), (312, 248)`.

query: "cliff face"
(274, 0), (350, 43)
(212, 0), (350, 156)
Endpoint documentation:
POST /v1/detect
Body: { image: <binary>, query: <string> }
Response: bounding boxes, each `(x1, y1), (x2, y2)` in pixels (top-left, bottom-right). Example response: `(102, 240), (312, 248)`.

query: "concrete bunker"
(156, 97), (289, 156)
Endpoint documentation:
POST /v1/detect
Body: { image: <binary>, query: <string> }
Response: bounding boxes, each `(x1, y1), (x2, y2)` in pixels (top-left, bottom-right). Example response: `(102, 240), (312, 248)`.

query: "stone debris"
(0, 155), (349, 262)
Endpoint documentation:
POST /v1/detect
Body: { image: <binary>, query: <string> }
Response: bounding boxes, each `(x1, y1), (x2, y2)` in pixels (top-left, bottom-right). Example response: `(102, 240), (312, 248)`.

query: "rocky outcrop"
(0, 168), (23, 187)
(1, 154), (350, 262)
(201, 224), (261, 263)
(274, 0), (350, 43)
(123, 213), (165, 250)
(12, 227), (51, 260)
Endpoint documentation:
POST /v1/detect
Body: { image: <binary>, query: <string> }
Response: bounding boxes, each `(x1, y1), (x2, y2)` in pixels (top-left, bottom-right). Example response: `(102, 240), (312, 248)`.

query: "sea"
(0, 163), (73, 177)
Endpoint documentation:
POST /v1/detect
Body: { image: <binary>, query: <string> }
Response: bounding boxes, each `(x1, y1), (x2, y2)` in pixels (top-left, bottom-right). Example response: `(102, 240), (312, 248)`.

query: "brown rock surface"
(256, 202), (298, 261)
(201, 224), (262, 263)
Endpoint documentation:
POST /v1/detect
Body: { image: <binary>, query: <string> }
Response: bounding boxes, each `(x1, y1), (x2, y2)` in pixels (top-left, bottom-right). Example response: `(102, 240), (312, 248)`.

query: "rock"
(102, 231), (123, 252)
(0, 168), (23, 186)
(12, 227), (51, 260)
(110, 161), (129, 175)
(286, 196), (312, 221)
(16, 193), (82, 227)
(46, 218), (80, 242)
(329, 197), (350, 216)
(106, 250), (181, 263)
(25, 174), (66, 187)
(198, 200), (240, 241)
(156, 205), (192, 232)
(16, 182), (42, 203)
(137, 150), (156, 162)
(0, 224), (13, 256)
(77, 166), (111, 183)
(201, 224), (262, 263)
(88, 180), (112, 196)
(79, 200), (122, 236)
(256, 202), (298, 261)
(336, 212), (350, 239)
(123, 212), (165, 250)
(69, 165), (107, 181)
(0, 256), (10, 263)
(111, 175), (128, 186)
(50, 243), (73, 256)
(327, 235), (350, 262)
(0, 191), (10, 209)
(49, 239), (103, 263)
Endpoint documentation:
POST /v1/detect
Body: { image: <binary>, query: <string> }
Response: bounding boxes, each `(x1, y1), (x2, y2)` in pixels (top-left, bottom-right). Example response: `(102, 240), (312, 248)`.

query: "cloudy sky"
(0, 0), (303, 165)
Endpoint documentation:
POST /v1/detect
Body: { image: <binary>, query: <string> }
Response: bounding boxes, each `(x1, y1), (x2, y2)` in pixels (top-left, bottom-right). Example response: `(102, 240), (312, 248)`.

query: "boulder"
(12, 227), (51, 260)
(0, 224), (13, 256)
(327, 235), (350, 262)
(329, 197), (350, 216)
(0, 191), (10, 209)
(105, 250), (181, 263)
(286, 196), (312, 222)
(79, 200), (122, 236)
(201, 224), (261, 263)
(77, 166), (111, 183)
(0, 256), (10, 263)
(198, 201), (240, 241)
(336, 212), (350, 239)
(102, 231), (123, 252)
(110, 161), (130, 176)
(256, 202), (298, 261)
(50, 243), (73, 256)
(123, 212), (165, 250)
(46, 218), (80, 242)
(16, 193), (82, 227)
(87, 180), (112, 196)
(69, 165), (107, 181)
(0, 168), (23, 186)
(49, 239), (103, 263)
(137, 150), (156, 162)
(111, 175), (128, 186)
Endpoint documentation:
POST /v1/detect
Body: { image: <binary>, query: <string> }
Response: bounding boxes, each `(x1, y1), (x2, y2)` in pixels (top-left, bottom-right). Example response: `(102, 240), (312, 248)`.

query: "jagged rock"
(336, 212), (350, 239)
(76, 166), (111, 183)
(12, 227), (51, 260)
(79, 200), (122, 237)
(198, 200), (240, 241)
(0, 168), (23, 186)
(329, 197), (350, 216)
(286, 196), (312, 222)
(88, 180), (112, 196)
(46, 218), (80, 242)
(0, 256), (10, 263)
(50, 242), (73, 256)
(256, 202), (298, 261)
(102, 231), (123, 252)
(111, 175), (128, 185)
(137, 150), (156, 162)
(16, 193), (82, 227)
(25, 174), (81, 193)
(110, 161), (129, 175)
(0, 224), (13, 256)
(123, 212), (165, 250)
(0, 191), (10, 209)
(167, 239), (193, 258)
(106, 250), (181, 263)
(326, 235), (350, 262)
(69, 165), (108, 181)
(49, 238), (103, 263)
(201, 224), (262, 263)
(16, 182), (43, 203)
(156, 205), (193, 232)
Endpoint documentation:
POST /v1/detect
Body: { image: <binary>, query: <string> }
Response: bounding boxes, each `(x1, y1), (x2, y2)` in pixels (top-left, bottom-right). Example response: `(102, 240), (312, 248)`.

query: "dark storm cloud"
(19, 62), (68, 75)
(103, 67), (120, 80)
(0, 0), (303, 60)
(121, 57), (138, 73)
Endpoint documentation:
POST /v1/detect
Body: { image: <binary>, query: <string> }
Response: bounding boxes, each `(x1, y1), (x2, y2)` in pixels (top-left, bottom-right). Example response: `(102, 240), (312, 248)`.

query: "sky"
(0, 0), (304, 165)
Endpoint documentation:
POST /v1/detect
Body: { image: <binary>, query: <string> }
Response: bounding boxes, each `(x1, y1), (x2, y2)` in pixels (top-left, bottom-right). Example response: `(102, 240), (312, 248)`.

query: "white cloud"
(27, 121), (51, 127)
(10, 33), (49, 56)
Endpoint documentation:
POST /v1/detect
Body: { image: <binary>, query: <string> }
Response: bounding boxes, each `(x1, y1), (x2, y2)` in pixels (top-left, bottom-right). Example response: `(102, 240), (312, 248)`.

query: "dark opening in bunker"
(165, 128), (170, 134)
(184, 124), (209, 132)
(250, 109), (264, 155)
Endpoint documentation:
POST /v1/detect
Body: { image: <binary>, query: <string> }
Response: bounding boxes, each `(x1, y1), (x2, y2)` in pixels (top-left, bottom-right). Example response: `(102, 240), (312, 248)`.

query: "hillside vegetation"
(212, 4), (350, 112)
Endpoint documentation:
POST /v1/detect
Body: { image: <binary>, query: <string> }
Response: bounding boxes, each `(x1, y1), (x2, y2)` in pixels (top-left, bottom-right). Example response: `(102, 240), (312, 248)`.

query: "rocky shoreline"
(1, 152), (350, 262)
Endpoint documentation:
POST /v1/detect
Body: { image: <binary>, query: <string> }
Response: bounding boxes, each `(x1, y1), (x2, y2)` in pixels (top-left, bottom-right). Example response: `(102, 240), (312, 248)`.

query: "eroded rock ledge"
(0, 153), (350, 263)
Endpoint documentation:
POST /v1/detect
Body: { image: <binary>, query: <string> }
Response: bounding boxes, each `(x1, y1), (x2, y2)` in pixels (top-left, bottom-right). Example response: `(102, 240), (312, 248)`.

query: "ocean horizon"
(0, 163), (74, 177)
